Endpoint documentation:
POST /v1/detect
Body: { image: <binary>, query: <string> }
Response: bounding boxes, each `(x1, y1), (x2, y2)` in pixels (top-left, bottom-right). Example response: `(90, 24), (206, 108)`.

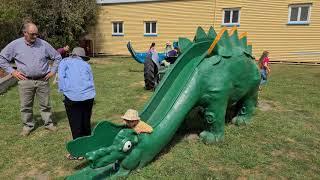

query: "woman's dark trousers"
(64, 96), (94, 139)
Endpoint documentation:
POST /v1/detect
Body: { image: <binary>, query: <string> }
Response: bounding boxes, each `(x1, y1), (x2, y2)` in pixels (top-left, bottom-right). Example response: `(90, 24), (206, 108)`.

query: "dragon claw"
(232, 116), (250, 126)
(199, 131), (224, 144)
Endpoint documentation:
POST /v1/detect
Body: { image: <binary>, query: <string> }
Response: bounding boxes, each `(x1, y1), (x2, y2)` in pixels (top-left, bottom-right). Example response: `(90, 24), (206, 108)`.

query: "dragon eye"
(122, 141), (132, 152)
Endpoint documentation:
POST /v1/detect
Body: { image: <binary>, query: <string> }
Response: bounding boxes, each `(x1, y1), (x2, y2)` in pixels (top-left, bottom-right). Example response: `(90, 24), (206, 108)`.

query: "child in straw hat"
(121, 109), (153, 134)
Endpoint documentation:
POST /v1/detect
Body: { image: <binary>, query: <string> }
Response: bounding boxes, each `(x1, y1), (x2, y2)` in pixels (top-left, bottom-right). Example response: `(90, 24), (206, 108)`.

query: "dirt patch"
(303, 123), (318, 131)
(271, 149), (284, 157)
(258, 100), (274, 111)
(53, 167), (72, 177)
(184, 133), (199, 142)
(269, 162), (284, 174)
(237, 169), (275, 180)
(285, 137), (296, 143)
(136, 94), (150, 103)
(271, 149), (306, 161)
(16, 173), (50, 180)
(130, 81), (144, 88)
(258, 99), (292, 112)
(208, 165), (224, 171)
(16, 164), (49, 180)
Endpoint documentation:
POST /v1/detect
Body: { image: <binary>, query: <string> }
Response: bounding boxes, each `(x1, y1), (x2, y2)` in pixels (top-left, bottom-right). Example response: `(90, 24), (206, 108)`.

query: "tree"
(0, 0), (97, 49)
(0, 0), (25, 49)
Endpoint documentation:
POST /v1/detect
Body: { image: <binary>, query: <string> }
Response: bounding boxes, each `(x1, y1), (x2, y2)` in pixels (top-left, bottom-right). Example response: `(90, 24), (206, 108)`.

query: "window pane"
(152, 22), (156, 33)
(300, 6), (309, 21)
(290, 7), (299, 21)
(146, 23), (150, 33)
(224, 10), (231, 23)
(119, 22), (123, 33)
(232, 10), (239, 23)
(113, 23), (117, 33)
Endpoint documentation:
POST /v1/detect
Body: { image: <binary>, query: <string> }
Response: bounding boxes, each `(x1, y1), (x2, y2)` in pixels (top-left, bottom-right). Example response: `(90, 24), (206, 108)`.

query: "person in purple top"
(0, 22), (62, 136)
(57, 45), (70, 58)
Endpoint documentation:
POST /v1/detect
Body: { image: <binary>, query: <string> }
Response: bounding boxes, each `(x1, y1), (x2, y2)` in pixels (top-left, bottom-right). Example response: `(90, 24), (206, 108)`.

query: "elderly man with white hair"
(0, 22), (62, 136)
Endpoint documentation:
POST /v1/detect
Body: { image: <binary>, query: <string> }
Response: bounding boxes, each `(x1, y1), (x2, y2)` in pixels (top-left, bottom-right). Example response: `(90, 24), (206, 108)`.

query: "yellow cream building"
(91, 0), (320, 63)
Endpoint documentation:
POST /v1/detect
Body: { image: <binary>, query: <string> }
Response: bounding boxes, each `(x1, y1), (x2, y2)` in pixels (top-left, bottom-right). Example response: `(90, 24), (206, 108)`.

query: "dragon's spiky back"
(184, 26), (253, 59)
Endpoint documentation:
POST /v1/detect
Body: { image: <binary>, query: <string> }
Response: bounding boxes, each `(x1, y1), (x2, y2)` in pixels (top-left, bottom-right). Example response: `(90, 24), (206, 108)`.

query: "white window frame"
(288, 4), (312, 25)
(222, 8), (240, 26)
(112, 21), (124, 35)
(144, 21), (157, 36)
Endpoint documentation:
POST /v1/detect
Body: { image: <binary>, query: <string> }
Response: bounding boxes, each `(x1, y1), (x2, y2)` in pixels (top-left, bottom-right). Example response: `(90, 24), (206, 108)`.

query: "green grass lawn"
(0, 57), (319, 179)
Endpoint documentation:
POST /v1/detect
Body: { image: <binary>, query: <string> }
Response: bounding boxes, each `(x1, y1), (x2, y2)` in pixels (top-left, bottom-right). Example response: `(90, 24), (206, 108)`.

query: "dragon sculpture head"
(85, 129), (139, 169)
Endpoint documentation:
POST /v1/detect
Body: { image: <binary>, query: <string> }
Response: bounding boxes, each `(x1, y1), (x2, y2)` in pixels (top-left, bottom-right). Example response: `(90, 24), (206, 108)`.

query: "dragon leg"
(111, 149), (142, 178)
(90, 155), (115, 169)
(232, 90), (258, 125)
(200, 98), (228, 144)
(111, 167), (131, 179)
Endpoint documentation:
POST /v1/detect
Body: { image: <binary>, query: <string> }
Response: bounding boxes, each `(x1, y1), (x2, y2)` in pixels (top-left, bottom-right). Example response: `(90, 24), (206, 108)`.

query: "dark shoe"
(45, 124), (57, 132)
(20, 127), (32, 136)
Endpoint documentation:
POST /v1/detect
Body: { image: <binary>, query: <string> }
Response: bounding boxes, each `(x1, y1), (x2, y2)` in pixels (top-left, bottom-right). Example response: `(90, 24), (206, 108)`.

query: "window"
(288, 4), (311, 24)
(112, 22), (124, 35)
(144, 21), (157, 36)
(222, 8), (240, 26)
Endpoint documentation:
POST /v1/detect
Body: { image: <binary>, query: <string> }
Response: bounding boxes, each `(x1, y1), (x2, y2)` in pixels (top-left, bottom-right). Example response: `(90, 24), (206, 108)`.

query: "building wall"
(93, 0), (215, 55)
(215, 0), (320, 62)
(93, 0), (320, 62)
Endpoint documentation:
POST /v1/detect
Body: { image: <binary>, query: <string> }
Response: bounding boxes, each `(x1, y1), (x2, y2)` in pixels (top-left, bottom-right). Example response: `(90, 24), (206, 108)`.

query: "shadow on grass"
(129, 68), (143, 72)
(90, 121), (99, 129)
(149, 105), (242, 163)
(74, 160), (91, 170)
(0, 82), (17, 95)
(53, 110), (67, 124)
(160, 130), (200, 154)
(33, 110), (67, 128)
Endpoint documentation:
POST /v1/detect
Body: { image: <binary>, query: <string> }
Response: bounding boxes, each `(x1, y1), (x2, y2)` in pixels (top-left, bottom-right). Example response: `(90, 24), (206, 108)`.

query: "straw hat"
(121, 109), (140, 121)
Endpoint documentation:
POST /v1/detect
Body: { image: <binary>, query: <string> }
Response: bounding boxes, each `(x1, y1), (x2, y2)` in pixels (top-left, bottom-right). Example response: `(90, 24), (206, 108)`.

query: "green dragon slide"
(66, 26), (260, 179)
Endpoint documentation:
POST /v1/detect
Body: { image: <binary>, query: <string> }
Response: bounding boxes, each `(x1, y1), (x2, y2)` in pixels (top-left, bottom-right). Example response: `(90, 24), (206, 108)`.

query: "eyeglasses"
(27, 32), (39, 37)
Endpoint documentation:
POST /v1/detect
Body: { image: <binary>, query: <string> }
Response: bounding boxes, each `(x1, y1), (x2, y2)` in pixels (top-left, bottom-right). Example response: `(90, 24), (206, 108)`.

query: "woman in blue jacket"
(58, 47), (96, 160)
